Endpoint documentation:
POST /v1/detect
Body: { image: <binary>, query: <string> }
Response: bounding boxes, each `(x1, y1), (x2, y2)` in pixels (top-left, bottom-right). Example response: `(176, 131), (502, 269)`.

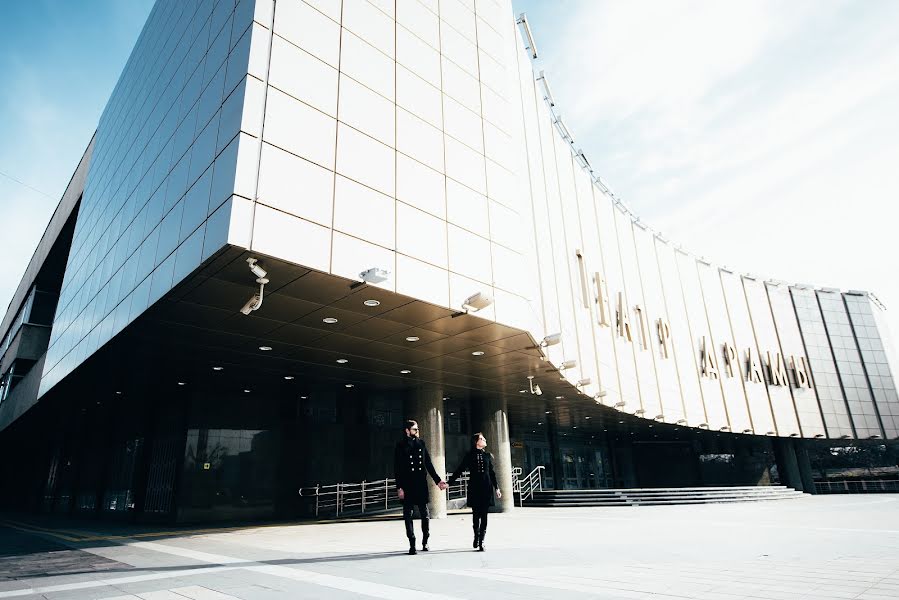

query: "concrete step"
(523, 486), (803, 507)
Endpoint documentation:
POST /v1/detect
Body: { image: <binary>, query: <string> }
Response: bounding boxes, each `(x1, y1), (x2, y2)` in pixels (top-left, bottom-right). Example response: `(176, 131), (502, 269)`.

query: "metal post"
(385, 479), (388, 510)
(361, 480), (366, 514)
(315, 484), (320, 517)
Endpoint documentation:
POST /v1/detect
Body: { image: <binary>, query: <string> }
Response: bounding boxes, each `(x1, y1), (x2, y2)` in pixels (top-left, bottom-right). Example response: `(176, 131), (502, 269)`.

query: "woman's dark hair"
(471, 432), (484, 449)
(405, 419), (418, 431)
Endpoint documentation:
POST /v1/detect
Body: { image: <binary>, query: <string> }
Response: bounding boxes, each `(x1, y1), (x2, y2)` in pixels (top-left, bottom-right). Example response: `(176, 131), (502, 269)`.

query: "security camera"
(240, 294), (261, 315)
(247, 258), (267, 279)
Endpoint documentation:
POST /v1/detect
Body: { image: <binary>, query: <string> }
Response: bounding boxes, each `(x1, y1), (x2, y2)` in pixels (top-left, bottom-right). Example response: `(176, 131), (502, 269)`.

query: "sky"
(0, 0), (154, 313)
(1, 0), (898, 346)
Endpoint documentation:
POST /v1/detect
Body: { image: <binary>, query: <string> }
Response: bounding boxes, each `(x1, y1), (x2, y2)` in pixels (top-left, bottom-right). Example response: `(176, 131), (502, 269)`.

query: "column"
(405, 386), (447, 518)
(473, 396), (515, 512)
(773, 438), (805, 492)
(795, 440), (817, 494)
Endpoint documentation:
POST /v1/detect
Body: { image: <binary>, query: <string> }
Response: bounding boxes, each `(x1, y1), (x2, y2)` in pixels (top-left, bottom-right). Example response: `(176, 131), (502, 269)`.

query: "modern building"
(2, 0), (898, 522)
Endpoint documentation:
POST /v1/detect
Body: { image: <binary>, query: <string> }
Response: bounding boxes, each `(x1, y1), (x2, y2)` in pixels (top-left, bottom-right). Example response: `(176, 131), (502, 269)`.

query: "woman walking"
(448, 432), (501, 551)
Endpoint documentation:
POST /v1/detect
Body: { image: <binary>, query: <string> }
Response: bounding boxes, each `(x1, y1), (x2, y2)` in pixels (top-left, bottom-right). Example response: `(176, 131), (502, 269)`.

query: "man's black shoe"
(408, 546), (417, 555)
(421, 543), (429, 551)
(478, 543), (485, 552)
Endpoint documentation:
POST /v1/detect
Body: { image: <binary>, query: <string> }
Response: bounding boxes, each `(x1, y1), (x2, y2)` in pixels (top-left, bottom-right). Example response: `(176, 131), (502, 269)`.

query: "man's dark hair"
(405, 419), (418, 431)
(471, 432), (484, 449)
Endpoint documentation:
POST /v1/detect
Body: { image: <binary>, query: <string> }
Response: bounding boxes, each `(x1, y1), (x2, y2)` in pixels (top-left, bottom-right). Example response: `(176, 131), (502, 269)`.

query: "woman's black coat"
(448, 449), (498, 510)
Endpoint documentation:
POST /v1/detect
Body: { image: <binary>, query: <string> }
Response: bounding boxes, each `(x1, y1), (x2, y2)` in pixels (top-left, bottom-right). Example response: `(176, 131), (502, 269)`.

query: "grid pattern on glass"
(766, 284), (825, 437)
(40, 0), (255, 395)
(250, 0), (535, 330)
(817, 291), (883, 438)
(790, 288), (854, 437)
(845, 294), (898, 438)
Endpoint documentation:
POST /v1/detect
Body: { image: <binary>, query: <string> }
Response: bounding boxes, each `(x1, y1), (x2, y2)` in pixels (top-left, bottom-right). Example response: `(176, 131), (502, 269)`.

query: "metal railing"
(301, 472), (471, 518)
(515, 466), (545, 506)
(814, 479), (899, 494)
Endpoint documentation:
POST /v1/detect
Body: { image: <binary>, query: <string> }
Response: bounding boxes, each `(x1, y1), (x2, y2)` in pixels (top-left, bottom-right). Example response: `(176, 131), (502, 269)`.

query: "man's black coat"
(394, 435), (441, 505)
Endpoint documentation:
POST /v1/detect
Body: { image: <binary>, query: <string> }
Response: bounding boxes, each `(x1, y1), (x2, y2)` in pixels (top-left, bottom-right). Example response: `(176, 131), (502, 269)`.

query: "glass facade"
(846, 294), (899, 438)
(767, 283), (825, 437)
(791, 287), (854, 438)
(818, 290), (882, 438)
(1, 0), (894, 456)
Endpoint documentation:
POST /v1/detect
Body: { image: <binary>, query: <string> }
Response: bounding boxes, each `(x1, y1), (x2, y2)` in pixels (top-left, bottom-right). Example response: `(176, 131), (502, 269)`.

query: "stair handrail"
(515, 465), (545, 506)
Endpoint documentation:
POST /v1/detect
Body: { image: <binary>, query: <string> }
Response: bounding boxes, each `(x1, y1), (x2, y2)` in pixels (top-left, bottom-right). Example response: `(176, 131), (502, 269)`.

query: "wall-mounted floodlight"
(577, 378), (591, 387)
(559, 359), (577, 370)
(462, 291), (493, 312)
(541, 333), (561, 347)
(654, 414), (665, 422)
(574, 149), (590, 170)
(536, 71), (555, 107)
(241, 258), (270, 315)
(594, 389), (607, 398)
(614, 400), (626, 408)
(359, 267), (390, 284)
(526, 375), (542, 396)
(516, 13), (538, 59)
(553, 115), (572, 142)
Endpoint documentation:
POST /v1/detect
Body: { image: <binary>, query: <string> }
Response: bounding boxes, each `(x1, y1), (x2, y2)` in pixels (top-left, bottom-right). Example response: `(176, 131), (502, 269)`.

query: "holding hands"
(397, 488), (404, 500)
(438, 480), (448, 491)
(496, 489), (502, 499)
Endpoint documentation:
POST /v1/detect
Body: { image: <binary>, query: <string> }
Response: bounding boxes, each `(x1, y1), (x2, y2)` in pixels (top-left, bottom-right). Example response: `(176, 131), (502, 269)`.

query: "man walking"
(394, 419), (447, 555)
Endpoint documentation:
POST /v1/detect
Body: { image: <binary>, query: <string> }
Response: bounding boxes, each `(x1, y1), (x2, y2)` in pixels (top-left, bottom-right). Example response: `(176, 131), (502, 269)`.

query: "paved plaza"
(2, 495), (898, 599)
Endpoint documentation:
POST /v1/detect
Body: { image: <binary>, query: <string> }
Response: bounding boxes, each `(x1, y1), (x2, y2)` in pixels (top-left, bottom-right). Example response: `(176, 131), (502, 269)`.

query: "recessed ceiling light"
(115, 391), (122, 395)
(244, 389), (251, 393)
(519, 389), (527, 393)
(364, 299), (380, 307)
(323, 317), (338, 324)
(471, 351), (485, 356)
(450, 412), (456, 416)
(284, 376), (294, 380)
(212, 366), (223, 371)
(555, 395), (563, 399)
(345, 383), (354, 388)
(619, 421), (624, 424)
(336, 358), (349, 364)
(259, 346), (272, 351)
(545, 410), (552, 414)
(538, 422), (542, 425)
(300, 396), (308, 399)
(573, 426), (578, 429)
(400, 369), (411, 374)
(405, 336), (420, 342)
(177, 382), (186, 386)
(585, 416), (591, 419)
